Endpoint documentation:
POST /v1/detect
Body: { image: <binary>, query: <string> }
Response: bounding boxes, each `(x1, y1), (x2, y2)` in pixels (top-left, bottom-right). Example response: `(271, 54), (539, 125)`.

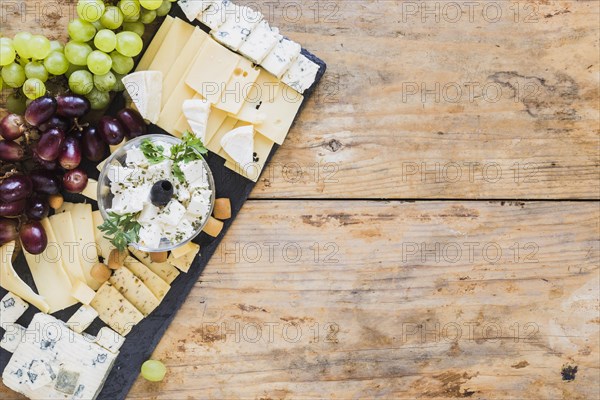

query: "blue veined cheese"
(211, 5), (262, 51)
(239, 20), (281, 64)
(93, 327), (125, 354)
(261, 38), (302, 78)
(0, 323), (26, 353)
(199, 0), (232, 31)
(0, 292), (29, 328)
(2, 313), (118, 399)
(66, 305), (99, 334)
(179, 0), (214, 21)
(282, 54), (320, 94)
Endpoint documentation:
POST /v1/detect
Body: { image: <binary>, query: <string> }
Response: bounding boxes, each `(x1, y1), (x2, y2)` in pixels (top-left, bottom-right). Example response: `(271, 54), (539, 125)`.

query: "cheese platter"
(0, 0), (326, 398)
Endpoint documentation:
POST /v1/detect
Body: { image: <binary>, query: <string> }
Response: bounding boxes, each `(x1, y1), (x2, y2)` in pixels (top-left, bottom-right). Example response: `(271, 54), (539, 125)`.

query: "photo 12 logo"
(400, 2), (543, 24)
(401, 321), (540, 344)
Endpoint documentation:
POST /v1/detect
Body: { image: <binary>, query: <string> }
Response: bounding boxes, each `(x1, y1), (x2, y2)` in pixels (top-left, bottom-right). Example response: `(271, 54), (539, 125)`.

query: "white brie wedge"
(122, 71), (163, 124)
(220, 125), (255, 166)
(183, 98), (211, 143)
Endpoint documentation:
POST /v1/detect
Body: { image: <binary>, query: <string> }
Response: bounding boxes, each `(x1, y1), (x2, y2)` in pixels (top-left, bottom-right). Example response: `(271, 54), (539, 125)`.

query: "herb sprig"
(140, 131), (208, 183)
(98, 212), (142, 251)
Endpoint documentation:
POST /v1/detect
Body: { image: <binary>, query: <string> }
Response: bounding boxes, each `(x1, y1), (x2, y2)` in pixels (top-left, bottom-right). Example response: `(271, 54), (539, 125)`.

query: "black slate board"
(0, 6), (326, 400)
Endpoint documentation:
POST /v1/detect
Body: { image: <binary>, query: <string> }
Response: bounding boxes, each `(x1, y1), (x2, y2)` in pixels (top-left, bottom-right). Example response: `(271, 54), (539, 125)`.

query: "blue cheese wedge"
(199, 0), (232, 30)
(2, 313), (117, 399)
(211, 5), (262, 51)
(178, 0), (214, 21)
(261, 38), (301, 78)
(94, 327), (125, 354)
(239, 21), (281, 64)
(66, 305), (99, 334)
(0, 323), (26, 353)
(282, 54), (320, 94)
(0, 292), (29, 328)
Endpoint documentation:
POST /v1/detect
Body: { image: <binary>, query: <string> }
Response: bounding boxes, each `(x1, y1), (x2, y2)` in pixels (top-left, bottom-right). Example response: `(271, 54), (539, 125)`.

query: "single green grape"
(6, 91), (27, 114)
(69, 69), (94, 95)
(115, 31), (143, 57)
(68, 19), (97, 42)
(139, 0), (162, 10)
(24, 61), (49, 82)
(13, 32), (33, 59)
(122, 22), (145, 37)
(87, 50), (113, 75)
(141, 360), (167, 382)
(1, 63), (26, 88)
(23, 78), (46, 99)
(29, 35), (52, 60)
(119, 0), (142, 19)
(110, 51), (134, 74)
(77, 0), (106, 23)
(0, 44), (16, 66)
(94, 71), (117, 91)
(155, 0), (171, 17)
(94, 29), (117, 53)
(49, 40), (64, 53)
(65, 63), (86, 78)
(139, 8), (157, 24)
(65, 41), (93, 66)
(44, 51), (70, 75)
(101, 6), (125, 30)
(86, 87), (112, 110)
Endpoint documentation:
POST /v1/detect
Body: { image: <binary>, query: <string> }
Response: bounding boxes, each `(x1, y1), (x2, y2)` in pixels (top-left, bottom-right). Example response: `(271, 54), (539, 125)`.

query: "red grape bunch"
(0, 93), (147, 254)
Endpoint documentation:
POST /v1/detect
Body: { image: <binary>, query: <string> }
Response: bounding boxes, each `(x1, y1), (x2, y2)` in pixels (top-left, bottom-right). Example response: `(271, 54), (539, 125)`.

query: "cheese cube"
(168, 243), (200, 273)
(261, 38), (301, 78)
(147, 159), (174, 182)
(211, 5), (262, 51)
(199, 0), (231, 30)
(128, 248), (180, 284)
(124, 257), (171, 299)
(138, 204), (160, 225)
(282, 54), (320, 94)
(0, 292), (29, 328)
(94, 327), (125, 354)
(179, 160), (209, 186)
(158, 200), (187, 227)
(139, 223), (163, 249)
(239, 21), (281, 64)
(67, 305), (99, 334)
(90, 282), (144, 336)
(71, 280), (97, 305)
(176, 185), (191, 203)
(187, 191), (212, 217)
(109, 267), (160, 316)
(0, 323), (25, 353)
(125, 147), (148, 167)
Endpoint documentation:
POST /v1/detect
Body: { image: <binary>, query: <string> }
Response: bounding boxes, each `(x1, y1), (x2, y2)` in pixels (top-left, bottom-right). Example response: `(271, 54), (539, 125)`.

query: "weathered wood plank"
(117, 201), (595, 400)
(1, 1), (598, 198)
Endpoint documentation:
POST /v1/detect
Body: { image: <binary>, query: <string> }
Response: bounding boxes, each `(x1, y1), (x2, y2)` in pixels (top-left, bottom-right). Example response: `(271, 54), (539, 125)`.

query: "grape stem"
(0, 168), (19, 181)
(71, 118), (89, 133)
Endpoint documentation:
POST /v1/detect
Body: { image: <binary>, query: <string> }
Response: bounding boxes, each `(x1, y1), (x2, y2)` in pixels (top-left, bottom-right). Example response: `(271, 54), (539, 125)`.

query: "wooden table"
(1, 0), (599, 398)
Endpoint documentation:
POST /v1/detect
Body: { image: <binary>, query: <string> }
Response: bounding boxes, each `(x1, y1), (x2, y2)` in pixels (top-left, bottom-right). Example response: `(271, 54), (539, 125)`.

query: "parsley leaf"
(170, 131), (208, 183)
(140, 140), (166, 164)
(98, 212), (142, 252)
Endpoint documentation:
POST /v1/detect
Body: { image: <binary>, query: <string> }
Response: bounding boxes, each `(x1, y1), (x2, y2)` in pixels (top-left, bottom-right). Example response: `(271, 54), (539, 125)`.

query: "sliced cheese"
(175, 102), (228, 144)
(80, 178), (98, 201)
(71, 280), (97, 305)
(239, 20), (280, 64)
(167, 242), (200, 273)
(49, 211), (87, 286)
(0, 242), (50, 313)
(90, 282), (144, 336)
(214, 57), (260, 115)
(206, 116), (237, 154)
(251, 83), (303, 144)
(71, 203), (101, 290)
(220, 124), (255, 166)
(94, 327), (125, 353)
(22, 219), (77, 313)
(109, 267), (160, 316)
(92, 210), (116, 260)
(225, 131), (274, 182)
(136, 15), (174, 72)
(261, 38), (301, 78)
(128, 247), (180, 284)
(282, 54), (320, 94)
(161, 28), (209, 109)
(171, 241), (198, 259)
(122, 71), (163, 124)
(67, 305), (98, 334)
(55, 201), (76, 214)
(124, 256), (170, 299)
(185, 37), (241, 104)
(148, 17), (195, 77)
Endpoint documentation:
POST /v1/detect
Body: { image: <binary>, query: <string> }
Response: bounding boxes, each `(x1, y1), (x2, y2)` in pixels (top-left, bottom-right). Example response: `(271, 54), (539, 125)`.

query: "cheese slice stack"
(182, 98), (211, 143)
(220, 125), (255, 166)
(122, 71), (163, 124)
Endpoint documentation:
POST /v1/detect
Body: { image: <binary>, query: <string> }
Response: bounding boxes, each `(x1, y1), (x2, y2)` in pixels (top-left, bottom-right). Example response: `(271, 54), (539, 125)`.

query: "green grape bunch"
(0, 0), (173, 111)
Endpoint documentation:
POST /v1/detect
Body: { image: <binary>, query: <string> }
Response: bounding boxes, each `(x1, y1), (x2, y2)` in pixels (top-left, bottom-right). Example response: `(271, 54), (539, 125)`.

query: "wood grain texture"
(116, 201), (598, 399)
